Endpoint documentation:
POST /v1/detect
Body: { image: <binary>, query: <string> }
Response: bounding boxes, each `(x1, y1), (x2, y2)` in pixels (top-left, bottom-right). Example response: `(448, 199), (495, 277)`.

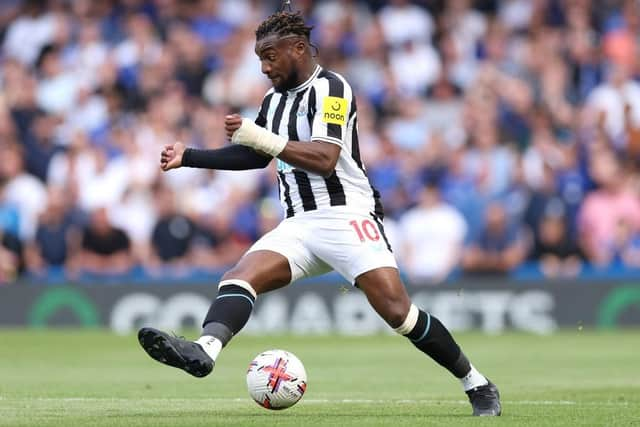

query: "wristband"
(231, 118), (288, 157)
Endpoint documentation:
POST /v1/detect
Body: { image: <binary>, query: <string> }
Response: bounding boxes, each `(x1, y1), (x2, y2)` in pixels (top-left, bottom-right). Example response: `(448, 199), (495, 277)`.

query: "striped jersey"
(255, 65), (383, 218)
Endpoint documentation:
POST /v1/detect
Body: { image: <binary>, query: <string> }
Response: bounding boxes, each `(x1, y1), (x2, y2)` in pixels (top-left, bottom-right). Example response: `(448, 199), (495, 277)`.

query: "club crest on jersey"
(322, 96), (347, 126)
(297, 102), (308, 117)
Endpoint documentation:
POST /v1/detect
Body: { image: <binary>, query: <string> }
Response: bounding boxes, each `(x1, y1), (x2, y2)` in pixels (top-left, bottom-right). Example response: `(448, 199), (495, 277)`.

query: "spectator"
(385, 97), (430, 151)
(530, 212), (583, 278)
(190, 0), (236, 51)
(440, 0), (487, 88)
(378, 0), (434, 47)
(586, 62), (640, 149)
(190, 210), (249, 272)
(398, 181), (467, 284)
(463, 202), (529, 275)
(524, 163), (570, 236)
(74, 146), (130, 212)
(462, 121), (516, 200)
(65, 21), (108, 90)
(35, 44), (82, 115)
(171, 23), (209, 97)
(388, 38), (441, 97)
(424, 63), (465, 149)
(77, 207), (132, 276)
(113, 13), (163, 85)
(148, 184), (197, 271)
(25, 186), (81, 275)
(578, 150), (640, 265)
(0, 144), (47, 241)
(2, 0), (61, 66)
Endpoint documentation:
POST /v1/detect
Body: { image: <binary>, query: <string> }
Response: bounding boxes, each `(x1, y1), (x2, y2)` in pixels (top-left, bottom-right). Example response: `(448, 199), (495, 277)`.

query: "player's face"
(255, 35), (303, 92)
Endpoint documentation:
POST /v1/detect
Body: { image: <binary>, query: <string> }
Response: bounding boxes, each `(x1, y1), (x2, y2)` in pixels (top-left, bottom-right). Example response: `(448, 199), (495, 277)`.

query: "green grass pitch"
(0, 329), (638, 426)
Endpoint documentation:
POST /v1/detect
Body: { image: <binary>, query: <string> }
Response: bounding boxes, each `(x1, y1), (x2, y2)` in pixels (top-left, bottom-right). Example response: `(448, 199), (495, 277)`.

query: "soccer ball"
(246, 349), (307, 410)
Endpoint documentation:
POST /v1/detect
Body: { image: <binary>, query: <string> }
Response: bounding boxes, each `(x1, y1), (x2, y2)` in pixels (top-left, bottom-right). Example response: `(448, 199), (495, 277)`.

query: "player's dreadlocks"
(255, 11), (313, 41)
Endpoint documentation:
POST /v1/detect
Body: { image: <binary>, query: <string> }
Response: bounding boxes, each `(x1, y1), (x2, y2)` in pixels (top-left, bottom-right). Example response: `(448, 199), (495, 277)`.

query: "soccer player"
(138, 11), (501, 416)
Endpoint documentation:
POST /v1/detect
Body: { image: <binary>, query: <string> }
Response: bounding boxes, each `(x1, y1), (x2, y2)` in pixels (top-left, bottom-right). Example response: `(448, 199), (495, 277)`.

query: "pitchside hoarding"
(1, 280), (639, 334)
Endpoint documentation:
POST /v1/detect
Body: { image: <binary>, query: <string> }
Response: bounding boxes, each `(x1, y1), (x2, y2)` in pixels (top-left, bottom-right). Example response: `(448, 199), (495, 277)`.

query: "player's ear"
(293, 39), (307, 57)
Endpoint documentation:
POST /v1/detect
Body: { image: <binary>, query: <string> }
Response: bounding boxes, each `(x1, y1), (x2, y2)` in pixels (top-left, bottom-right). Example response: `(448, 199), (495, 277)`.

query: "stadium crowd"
(1, 0), (640, 284)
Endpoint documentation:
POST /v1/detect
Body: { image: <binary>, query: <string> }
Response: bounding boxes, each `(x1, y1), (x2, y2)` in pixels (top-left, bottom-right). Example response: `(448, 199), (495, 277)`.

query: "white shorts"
(247, 207), (398, 284)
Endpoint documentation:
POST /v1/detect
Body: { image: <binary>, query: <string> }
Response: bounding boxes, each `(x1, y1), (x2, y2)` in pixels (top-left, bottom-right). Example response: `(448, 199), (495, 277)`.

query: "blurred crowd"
(1, 0), (640, 284)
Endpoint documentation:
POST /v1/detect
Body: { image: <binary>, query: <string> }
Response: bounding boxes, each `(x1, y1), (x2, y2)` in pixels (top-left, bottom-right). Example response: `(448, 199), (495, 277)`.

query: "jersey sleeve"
(309, 75), (353, 147)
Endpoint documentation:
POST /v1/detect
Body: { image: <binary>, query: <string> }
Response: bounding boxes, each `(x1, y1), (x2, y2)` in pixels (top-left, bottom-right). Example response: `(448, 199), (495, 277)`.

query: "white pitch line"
(3, 398), (629, 407)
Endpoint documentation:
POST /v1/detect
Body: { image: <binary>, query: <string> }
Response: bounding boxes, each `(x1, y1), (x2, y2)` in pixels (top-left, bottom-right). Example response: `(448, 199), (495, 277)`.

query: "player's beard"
(275, 68), (300, 93)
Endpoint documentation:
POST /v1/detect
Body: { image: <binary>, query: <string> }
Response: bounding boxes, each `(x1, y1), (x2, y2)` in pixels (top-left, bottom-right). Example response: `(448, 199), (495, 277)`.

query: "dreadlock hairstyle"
(255, 11), (313, 41)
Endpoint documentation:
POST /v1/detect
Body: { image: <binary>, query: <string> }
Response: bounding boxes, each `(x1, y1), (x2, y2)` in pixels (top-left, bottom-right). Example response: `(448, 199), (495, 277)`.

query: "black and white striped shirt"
(255, 65), (382, 218)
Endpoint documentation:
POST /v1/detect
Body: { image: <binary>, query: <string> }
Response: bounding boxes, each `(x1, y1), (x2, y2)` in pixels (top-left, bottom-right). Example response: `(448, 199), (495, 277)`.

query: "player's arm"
(224, 114), (339, 177)
(160, 142), (272, 172)
(279, 140), (340, 178)
(225, 81), (350, 177)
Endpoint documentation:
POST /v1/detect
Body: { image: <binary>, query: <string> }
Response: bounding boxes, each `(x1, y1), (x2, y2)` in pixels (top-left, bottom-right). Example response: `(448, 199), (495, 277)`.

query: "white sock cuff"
(195, 335), (223, 361)
(460, 363), (488, 391)
(394, 304), (420, 335)
(219, 279), (257, 299)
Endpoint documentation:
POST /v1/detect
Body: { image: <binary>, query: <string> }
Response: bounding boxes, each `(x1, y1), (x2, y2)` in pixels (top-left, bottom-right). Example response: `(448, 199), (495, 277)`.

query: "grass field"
(0, 330), (639, 426)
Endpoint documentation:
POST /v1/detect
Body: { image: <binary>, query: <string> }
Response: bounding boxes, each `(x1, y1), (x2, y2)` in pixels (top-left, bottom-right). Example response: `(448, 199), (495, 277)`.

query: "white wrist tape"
(231, 118), (288, 157)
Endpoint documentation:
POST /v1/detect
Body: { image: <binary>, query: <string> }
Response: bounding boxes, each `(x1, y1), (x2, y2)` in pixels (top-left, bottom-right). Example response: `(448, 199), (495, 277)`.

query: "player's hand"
(225, 114), (243, 139)
(160, 142), (186, 171)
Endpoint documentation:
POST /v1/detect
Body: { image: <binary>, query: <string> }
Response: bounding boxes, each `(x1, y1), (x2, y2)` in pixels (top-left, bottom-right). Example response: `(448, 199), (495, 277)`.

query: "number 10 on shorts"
(349, 219), (380, 242)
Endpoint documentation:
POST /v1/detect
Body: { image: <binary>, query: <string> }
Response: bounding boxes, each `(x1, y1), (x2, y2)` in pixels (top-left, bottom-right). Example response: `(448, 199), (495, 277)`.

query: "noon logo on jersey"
(322, 96), (347, 125)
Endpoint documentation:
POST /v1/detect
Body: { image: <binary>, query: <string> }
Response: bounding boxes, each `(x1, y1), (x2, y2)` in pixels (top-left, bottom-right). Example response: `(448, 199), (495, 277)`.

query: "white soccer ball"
(246, 349), (307, 410)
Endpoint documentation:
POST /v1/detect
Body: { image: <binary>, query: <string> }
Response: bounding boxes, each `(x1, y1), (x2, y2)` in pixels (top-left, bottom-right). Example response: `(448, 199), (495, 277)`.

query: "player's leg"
(139, 217), (328, 377)
(138, 250), (291, 377)
(356, 267), (501, 416)
(193, 250), (292, 358)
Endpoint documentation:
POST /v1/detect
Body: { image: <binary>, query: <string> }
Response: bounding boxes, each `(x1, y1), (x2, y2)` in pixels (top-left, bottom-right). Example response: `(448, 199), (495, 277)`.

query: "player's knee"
(221, 268), (244, 283)
(392, 304), (419, 335)
(382, 301), (413, 329)
(221, 263), (257, 284)
(220, 268), (258, 294)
